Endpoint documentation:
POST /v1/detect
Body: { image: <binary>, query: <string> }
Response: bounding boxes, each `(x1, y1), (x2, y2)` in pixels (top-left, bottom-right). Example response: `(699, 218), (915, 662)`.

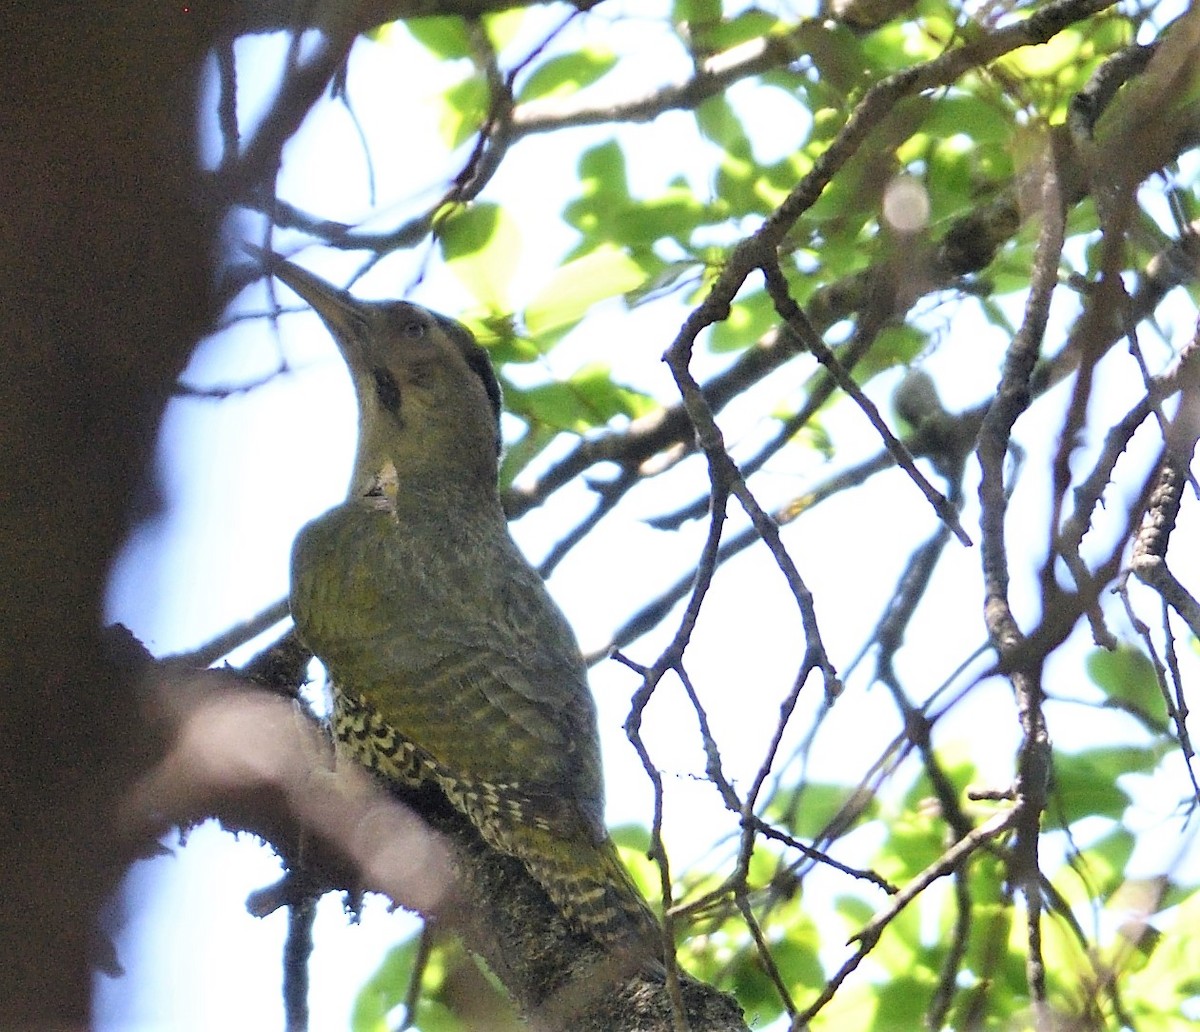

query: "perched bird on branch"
(266, 253), (660, 955)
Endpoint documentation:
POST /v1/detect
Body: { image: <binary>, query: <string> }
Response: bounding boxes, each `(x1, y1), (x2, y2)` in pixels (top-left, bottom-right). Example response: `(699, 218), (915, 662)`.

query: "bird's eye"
(402, 320), (427, 340)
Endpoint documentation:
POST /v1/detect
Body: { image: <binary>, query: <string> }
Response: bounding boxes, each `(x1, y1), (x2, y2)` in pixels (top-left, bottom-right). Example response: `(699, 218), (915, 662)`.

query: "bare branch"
(122, 651), (747, 1031)
(973, 131), (1066, 1012)
(512, 21), (834, 133)
(663, 319), (842, 702)
(1131, 319), (1200, 637)
(794, 809), (1018, 1026)
(283, 896), (316, 1032)
(760, 260), (971, 545)
(171, 598), (293, 669)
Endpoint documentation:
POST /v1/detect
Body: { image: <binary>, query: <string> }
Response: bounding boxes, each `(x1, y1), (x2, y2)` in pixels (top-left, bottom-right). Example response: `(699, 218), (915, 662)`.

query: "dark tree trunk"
(0, 7), (216, 1026)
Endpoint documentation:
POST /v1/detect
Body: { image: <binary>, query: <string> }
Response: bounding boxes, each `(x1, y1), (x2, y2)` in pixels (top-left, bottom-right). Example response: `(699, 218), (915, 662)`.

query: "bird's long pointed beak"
(251, 246), (366, 349)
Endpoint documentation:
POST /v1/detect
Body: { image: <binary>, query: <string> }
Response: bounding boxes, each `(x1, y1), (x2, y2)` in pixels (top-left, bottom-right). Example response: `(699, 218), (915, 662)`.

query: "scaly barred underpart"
(332, 684), (657, 947)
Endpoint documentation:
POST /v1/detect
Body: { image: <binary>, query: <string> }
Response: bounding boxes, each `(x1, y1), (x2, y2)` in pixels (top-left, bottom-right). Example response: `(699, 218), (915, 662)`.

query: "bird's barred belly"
(331, 685), (657, 947)
(331, 685), (552, 842)
(332, 686), (425, 785)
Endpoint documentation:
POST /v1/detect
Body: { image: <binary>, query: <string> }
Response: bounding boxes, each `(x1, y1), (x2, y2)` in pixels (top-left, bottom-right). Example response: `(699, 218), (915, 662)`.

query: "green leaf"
(498, 421), (557, 491)
(810, 106), (845, 145)
(672, 0), (721, 29)
(483, 8), (525, 51)
(920, 93), (1013, 145)
(766, 781), (878, 840)
(626, 260), (704, 308)
(691, 9), (781, 54)
(695, 95), (752, 161)
(517, 49), (618, 103)
(351, 937), (422, 1032)
(989, 235), (1039, 295)
(787, 417), (833, 460)
(720, 942), (785, 1023)
(762, 149), (815, 196)
(835, 894), (875, 929)
(873, 973), (936, 1028)
(563, 140), (631, 243)
(611, 823), (651, 853)
(577, 139), (629, 200)
(1119, 883), (1200, 1024)
(440, 75), (489, 150)
(524, 247), (648, 337)
(767, 909), (825, 994)
(507, 363), (655, 433)
(510, 381), (580, 431)
(713, 155), (768, 216)
(470, 318), (539, 365)
(1086, 645), (1167, 730)
(1050, 745), (1168, 827)
(879, 758), (979, 882)
(439, 203), (502, 262)
(956, 897), (1023, 1015)
(406, 16), (472, 60)
(709, 289), (776, 353)
(1000, 28), (1083, 79)
(408, 998), (463, 1032)
(855, 323), (928, 380)
(861, 21), (939, 73)
(439, 202), (521, 311)
(611, 825), (662, 903)
(963, 849), (1007, 907)
(611, 186), (710, 247)
(1087, 827), (1137, 897)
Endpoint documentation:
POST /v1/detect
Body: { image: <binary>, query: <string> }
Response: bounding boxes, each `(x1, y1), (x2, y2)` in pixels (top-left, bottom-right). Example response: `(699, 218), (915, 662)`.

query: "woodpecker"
(268, 255), (659, 952)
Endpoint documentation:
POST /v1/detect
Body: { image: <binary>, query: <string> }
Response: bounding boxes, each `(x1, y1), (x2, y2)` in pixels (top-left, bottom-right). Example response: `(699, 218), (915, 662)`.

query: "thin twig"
(283, 895), (316, 1032)
(792, 809), (1018, 1028)
(759, 260), (971, 545)
(169, 598), (292, 669)
(928, 867), (973, 1029)
(398, 927), (434, 1031)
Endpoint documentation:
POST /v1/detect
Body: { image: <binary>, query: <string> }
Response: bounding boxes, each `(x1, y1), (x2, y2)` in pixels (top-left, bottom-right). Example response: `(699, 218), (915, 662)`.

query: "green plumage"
(273, 256), (658, 949)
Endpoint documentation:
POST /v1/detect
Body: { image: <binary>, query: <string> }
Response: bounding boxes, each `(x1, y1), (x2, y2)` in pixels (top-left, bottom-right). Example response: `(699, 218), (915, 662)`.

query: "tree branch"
(121, 644), (746, 1031)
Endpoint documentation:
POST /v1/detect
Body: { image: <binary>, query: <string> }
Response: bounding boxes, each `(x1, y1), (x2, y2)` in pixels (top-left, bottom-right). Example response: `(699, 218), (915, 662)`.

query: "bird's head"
(266, 254), (503, 502)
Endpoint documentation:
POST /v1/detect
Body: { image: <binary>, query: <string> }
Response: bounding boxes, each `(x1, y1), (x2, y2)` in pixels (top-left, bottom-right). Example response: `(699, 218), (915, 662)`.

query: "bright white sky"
(96, 4), (1200, 1029)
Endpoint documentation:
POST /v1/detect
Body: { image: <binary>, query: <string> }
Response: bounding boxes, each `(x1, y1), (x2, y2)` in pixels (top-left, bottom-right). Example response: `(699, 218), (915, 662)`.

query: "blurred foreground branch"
(118, 634), (746, 1031)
